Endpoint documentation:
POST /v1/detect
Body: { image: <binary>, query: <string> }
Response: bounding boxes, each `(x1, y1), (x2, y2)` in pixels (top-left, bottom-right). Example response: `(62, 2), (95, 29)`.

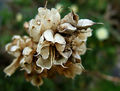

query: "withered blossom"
(4, 7), (97, 87)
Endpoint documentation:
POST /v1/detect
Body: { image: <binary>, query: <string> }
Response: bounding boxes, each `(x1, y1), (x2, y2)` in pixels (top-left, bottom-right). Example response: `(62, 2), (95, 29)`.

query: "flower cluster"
(4, 7), (96, 87)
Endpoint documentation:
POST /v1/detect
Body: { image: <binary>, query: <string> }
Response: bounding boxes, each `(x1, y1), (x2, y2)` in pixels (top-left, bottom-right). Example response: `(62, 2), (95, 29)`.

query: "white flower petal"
(58, 23), (76, 33)
(55, 43), (65, 52)
(22, 47), (32, 56)
(12, 35), (21, 40)
(61, 11), (79, 26)
(43, 29), (54, 42)
(54, 57), (68, 66)
(40, 46), (49, 59)
(37, 41), (50, 55)
(77, 19), (95, 27)
(51, 8), (61, 30)
(54, 33), (66, 44)
(60, 48), (72, 59)
(36, 56), (52, 70)
(4, 58), (20, 76)
(10, 45), (20, 52)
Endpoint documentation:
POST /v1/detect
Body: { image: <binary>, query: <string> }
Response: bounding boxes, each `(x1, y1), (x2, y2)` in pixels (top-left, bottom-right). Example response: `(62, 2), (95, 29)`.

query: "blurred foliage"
(0, 0), (120, 91)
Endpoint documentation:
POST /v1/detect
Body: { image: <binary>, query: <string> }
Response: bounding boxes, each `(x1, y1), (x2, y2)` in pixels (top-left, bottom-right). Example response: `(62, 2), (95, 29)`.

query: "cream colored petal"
(37, 8), (53, 30)
(55, 43), (65, 52)
(86, 28), (92, 37)
(4, 58), (20, 76)
(40, 46), (49, 59)
(77, 19), (95, 27)
(72, 52), (81, 60)
(24, 64), (32, 74)
(22, 47), (32, 56)
(20, 60), (32, 74)
(51, 8), (61, 30)
(38, 7), (51, 18)
(36, 56), (52, 70)
(58, 23), (76, 33)
(54, 33), (66, 44)
(20, 54), (33, 65)
(6, 44), (21, 57)
(34, 66), (44, 74)
(11, 51), (21, 57)
(39, 35), (45, 44)
(37, 41), (50, 55)
(10, 45), (20, 52)
(61, 11), (79, 26)
(77, 32), (87, 41)
(54, 57), (68, 67)
(77, 42), (87, 55)
(20, 54), (33, 74)
(43, 29), (54, 42)
(12, 35), (21, 40)
(59, 48), (72, 59)
(29, 19), (42, 42)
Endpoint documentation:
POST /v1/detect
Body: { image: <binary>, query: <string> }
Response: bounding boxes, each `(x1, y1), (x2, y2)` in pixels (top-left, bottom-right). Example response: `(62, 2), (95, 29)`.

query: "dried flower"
(4, 6), (97, 87)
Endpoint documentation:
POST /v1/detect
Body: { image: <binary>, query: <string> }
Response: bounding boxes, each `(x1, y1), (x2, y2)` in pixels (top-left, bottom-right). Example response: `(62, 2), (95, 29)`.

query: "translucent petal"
(54, 33), (66, 44)
(4, 58), (20, 76)
(43, 29), (54, 42)
(77, 19), (95, 27)
(58, 23), (76, 33)
(22, 47), (32, 56)
(36, 56), (52, 70)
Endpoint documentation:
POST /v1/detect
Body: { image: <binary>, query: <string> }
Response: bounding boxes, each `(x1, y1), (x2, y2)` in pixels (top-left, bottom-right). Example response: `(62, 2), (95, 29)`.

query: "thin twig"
(83, 69), (120, 83)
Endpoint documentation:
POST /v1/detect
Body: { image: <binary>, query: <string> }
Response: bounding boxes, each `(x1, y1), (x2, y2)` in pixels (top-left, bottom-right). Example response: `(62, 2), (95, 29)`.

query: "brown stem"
(83, 69), (120, 83)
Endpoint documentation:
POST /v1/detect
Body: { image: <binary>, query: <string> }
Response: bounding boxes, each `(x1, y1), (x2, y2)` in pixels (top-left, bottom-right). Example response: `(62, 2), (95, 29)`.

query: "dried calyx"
(4, 7), (98, 87)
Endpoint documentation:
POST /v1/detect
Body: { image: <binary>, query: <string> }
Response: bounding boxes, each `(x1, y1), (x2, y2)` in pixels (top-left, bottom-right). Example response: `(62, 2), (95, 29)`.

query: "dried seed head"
(4, 6), (97, 87)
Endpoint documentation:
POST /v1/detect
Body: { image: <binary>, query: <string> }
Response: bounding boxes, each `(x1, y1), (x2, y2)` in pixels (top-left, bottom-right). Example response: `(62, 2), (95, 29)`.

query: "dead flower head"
(4, 6), (98, 87)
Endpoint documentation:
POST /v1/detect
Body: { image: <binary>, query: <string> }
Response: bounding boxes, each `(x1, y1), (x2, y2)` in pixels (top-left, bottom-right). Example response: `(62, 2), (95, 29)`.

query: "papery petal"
(37, 8), (53, 30)
(28, 19), (42, 42)
(58, 23), (76, 34)
(20, 59), (32, 74)
(43, 29), (54, 42)
(10, 45), (20, 52)
(6, 44), (21, 57)
(51, 8), (61, 30)
(55, 43), (65, 52)
(77, 19), (95, 28)
(72, 51), (81, 60)
(36, 56), (52, 70)
(77, 42), (86, 55)
(4, 58), (20, 76)
(22, 47), (32, 56)
(53, 57), (68, 66)
(61, 11), (79, 26)
(37, 41), (50, 55)
(12, 35), (21, 40)
(20, 55), (33, 66)
(40, 46), (49, 59)
(34, 66), (44, 74)
(86, 28), (92, 37)
(59, 48), (72, 59)
(54, 33), (66, 44)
